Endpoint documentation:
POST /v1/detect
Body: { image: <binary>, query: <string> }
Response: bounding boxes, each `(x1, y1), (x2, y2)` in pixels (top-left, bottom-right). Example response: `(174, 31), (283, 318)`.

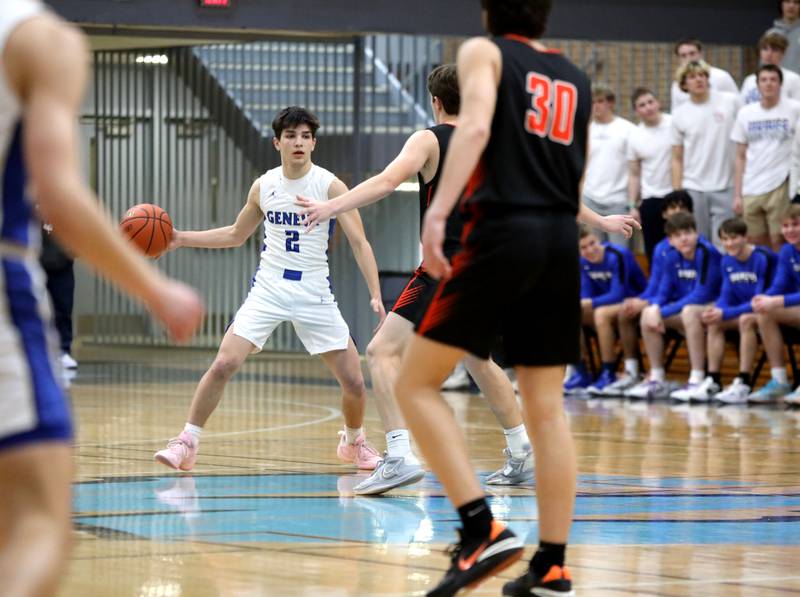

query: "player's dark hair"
(578, 225), (595, 240)
(272, 106), (321, 138)
(719, 218), (748, 238)
(674, 37), (703, 56)
(662, 190), (694, 214)
(631, 87), (655, 109)
(480, 0), (552, 38)
(427, 64), (460, 115)
(757, 63), (784, 84)
(664, 212), (697, 236)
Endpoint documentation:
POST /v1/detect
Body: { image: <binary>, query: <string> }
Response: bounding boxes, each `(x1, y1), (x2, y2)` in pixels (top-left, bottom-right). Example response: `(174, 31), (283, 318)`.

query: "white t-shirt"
(671, 91), (740, 192)
(626, 114), (674, 199)
(583, 116), (637, 204)
(730, 98), (800, 196)
(258, 164), (337, 275)
(739, 67), (800, 105)
(671, 66), (738, 110)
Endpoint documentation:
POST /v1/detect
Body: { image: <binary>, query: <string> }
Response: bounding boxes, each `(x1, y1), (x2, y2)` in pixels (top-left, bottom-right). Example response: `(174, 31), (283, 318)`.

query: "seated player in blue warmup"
(612, 192), (692, 396)
(564, 227), (646, 394)
(626, 212), (722, 399)
(750, 204), (800, 404)
(689, 219), (777, 403)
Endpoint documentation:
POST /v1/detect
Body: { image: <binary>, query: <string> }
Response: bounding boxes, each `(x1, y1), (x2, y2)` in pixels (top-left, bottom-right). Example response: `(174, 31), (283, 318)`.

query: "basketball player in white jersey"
(0, 2), (204, 595)
(155, 106), (385, 472)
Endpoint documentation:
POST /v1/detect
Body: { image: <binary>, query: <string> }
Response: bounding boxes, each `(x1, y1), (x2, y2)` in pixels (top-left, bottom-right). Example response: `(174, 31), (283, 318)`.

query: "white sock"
(183, 423), (203, 442)
(650, 368), (665, 382)
(386, 429), (419, 464)
(503, 424), (530, 459)
(624, 359), (639, 378)
(344, 426), (363, 444)
(772, 367), (789, 385)
(689, 369), (705, 384)
(564, 364), (576, 380)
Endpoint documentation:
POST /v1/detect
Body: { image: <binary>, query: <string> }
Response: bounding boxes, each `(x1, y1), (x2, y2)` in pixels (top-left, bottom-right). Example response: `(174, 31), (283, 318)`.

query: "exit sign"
(199, 0), (232, 7)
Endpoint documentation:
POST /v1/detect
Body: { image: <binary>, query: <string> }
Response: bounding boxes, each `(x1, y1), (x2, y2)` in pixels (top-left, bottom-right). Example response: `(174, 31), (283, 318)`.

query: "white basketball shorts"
(232, 266), (350, 355)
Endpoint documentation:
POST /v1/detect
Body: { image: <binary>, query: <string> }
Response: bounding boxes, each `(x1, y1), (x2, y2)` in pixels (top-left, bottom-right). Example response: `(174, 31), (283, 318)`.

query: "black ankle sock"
(457, 497), (493, 542)
(709, 372), (721, 386)
(530, 541), (566, 577)
(738, 372), (751, 386)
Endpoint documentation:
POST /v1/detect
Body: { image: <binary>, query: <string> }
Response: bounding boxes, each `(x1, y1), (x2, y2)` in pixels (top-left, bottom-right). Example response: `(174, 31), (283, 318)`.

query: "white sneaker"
(714, 378), (751, 404)
(625, 379), (671, 400)
(670, 381), (699, 402)
(61, 353), (77, 369)
(685, 377), (720, 402)
(784, 387), (800, 406)
(441, 363), (470, 391)
(599, 373), (639, 396)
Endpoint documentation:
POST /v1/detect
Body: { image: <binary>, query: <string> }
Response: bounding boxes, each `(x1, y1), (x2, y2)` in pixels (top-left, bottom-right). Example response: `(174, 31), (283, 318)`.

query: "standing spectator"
(732, 64), (800, 251)
(740, 31), (800, 105)
(40, 223), (77, 370)
(583, 84), (637, 247)
(672, 60), (739, 248)
(627, 87), (674, 262)
(771, 0), (800, 74)
(670, 38), (738, 110)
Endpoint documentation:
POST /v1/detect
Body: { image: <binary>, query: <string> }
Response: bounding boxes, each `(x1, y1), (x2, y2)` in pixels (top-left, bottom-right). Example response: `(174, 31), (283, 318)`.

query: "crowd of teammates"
(568, 20), (800, 408)
(567, 201), (800, 406)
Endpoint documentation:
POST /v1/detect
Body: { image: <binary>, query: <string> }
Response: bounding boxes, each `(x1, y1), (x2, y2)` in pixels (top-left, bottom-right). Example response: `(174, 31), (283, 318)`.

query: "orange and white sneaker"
(426, 521), (523, 597)
(503, 564), (575, 596)
(336, 431), (380, 470)
(154, 431), (198, 471)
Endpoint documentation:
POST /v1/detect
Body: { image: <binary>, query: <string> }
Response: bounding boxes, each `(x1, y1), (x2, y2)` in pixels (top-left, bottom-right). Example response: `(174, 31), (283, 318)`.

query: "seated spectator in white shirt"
(741, 30), (800, 105)
(582, 84), (637, 247)
(671, 38), (738, 110)
(671, 60), (740, 248)
(733, 64), (800, 251)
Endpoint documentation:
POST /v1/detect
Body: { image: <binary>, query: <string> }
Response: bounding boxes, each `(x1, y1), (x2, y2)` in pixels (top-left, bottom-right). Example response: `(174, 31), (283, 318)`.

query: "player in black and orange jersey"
(394, 1), (637, 595)
(297, 65), (535, 495)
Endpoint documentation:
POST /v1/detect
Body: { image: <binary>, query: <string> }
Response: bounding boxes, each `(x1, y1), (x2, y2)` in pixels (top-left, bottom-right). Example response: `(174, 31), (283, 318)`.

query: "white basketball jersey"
(258, 164), (337, 275)
(0, 0), (43, 252)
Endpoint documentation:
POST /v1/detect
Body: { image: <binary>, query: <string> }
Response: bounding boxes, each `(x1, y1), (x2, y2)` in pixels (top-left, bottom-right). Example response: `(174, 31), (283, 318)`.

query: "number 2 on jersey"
(285, 230), (300, 253)
(524, 73), (578, 145)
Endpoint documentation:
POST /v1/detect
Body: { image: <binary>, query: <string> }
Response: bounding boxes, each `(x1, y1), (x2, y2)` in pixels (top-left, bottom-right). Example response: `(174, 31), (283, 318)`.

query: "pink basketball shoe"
(154, 431), (198, 471)
(336, 431), (380, 470)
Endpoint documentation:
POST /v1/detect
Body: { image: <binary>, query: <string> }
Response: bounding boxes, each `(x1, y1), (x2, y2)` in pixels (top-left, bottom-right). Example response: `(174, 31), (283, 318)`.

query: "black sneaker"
(503, 564), (575, 596)
(426, 521), (523, 597)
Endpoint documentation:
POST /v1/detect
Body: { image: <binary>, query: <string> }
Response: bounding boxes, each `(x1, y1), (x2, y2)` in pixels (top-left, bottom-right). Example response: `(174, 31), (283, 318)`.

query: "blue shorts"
(0, 258), (72, 452)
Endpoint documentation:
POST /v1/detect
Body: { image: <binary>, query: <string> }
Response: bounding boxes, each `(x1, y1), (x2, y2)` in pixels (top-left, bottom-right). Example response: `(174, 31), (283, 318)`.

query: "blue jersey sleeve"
(651, 251), (676, 309)
(580, 263), (592, 300)
(766, 245), (797, 296)
(591, 251), (626, 308)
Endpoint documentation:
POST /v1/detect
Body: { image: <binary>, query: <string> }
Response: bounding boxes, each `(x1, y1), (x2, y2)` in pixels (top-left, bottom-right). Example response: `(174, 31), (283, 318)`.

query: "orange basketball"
(120, 203), (173, 259)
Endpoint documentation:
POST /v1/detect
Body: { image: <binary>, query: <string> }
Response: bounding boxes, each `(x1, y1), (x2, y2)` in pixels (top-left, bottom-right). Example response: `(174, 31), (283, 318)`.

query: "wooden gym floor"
(60, 345), (800, 596)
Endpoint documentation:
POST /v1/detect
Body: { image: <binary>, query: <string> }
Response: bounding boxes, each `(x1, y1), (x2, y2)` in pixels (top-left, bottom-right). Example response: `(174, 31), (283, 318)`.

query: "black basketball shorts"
(391, 267), (439, 326)
(416, 206), (581, 367)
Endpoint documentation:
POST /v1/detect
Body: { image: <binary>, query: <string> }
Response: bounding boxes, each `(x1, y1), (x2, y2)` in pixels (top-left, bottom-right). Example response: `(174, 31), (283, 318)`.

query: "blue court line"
(72, 473), (800, 546)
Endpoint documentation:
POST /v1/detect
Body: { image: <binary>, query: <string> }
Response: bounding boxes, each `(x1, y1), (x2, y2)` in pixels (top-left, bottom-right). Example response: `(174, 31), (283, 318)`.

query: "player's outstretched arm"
(11, 15), (203, 342)
(577, 203), (640, 239)
(296, 130), (436, 231)
(172, 180), (263, 250)
(332, 179), (387, 328)
(423, 37), (501, 279)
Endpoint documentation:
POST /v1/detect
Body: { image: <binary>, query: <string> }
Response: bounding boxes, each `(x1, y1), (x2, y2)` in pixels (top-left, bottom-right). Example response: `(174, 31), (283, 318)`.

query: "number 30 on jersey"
(524, 73), (577, 146)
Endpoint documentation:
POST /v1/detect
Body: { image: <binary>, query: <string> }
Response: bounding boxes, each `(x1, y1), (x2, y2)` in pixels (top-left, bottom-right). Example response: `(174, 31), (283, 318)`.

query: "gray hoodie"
(772, 18), (800, 74)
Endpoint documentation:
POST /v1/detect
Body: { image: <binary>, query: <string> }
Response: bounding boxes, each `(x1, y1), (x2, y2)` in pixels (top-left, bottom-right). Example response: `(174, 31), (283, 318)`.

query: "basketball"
(119, 203), (173, 258)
